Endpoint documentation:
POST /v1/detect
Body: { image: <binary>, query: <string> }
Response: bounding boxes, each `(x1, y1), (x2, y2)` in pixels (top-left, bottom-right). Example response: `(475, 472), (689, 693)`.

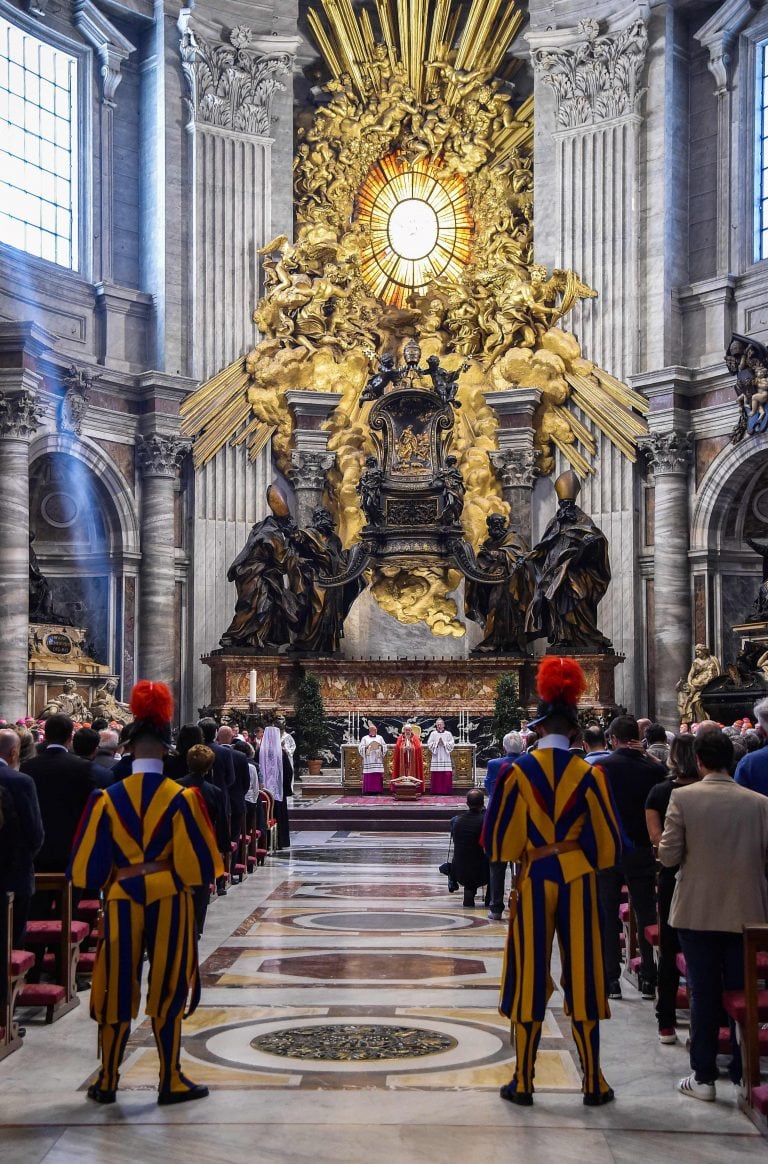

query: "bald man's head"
(0, 728), (21, 768)
(216, 725), (234, 745)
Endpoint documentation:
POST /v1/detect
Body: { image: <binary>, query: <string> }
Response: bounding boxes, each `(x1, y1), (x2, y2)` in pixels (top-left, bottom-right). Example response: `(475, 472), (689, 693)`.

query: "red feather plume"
(130, 679), (174, 725)
(536, 657), (586, 706)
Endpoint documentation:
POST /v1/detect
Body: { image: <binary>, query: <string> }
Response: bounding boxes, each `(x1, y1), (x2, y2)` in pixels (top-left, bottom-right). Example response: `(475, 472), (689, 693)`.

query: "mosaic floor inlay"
(250, 1023), (457, 1060)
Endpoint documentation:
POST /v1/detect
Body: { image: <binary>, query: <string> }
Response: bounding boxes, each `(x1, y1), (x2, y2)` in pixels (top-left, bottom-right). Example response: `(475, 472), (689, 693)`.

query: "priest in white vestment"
(358, 721), (387, 794)
(426, 718), (455, 793)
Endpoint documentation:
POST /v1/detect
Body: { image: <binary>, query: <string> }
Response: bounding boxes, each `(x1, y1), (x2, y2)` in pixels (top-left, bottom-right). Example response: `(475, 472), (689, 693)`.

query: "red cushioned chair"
(1, 893), (35, 1060)
(17, 874), (84, 1022)
(259, 789), (278, 853)
(723, 924), (768, 1134)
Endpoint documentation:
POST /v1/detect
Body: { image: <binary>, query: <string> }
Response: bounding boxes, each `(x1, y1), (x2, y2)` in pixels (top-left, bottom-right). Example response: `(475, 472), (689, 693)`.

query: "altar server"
(358, 721), (387, 794)
(69, 680), (223, 1107)
(426, 718), (455, 793)
(484, 657), (622, 1107)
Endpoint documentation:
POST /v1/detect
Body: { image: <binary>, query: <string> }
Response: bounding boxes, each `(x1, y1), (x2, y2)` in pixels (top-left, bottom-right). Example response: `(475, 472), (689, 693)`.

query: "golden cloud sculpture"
(181, 0), (648, 636)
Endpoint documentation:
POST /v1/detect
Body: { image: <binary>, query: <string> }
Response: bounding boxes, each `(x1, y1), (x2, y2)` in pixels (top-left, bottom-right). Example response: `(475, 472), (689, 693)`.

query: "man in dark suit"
(216, 725), (250, 872)
(0, 727), (44, 945)
(198, 718), (234, 893)
(451, 789), (490, 907)
(596, 715), (662, 1001)
(198, 719), (235, 815)
(73, 727), (115, 788)
(21, 713), (96, 872)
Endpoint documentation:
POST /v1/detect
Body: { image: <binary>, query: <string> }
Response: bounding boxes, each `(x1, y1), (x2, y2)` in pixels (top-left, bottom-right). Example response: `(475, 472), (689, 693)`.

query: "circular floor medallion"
(251, 1023), (456, 1061)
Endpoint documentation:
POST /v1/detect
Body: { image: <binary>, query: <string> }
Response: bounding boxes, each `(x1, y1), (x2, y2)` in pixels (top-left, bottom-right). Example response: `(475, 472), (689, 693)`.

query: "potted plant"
(294, 673), (328, 775)
(492, 673), (523, 751)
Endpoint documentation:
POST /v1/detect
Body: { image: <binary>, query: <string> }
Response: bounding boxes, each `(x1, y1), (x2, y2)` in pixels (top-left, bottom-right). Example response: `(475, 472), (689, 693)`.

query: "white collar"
(536, 734), (572, 751)
(131, 758), (165, 774)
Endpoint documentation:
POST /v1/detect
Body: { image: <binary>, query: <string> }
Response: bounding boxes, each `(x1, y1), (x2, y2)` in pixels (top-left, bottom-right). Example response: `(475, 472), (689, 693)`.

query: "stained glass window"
(0, 14), (78, 269)
(356, 152), (472, 307)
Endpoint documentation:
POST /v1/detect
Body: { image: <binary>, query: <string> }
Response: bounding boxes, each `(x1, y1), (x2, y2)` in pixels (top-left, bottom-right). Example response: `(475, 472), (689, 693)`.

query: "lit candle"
(249, 669), (257, 704)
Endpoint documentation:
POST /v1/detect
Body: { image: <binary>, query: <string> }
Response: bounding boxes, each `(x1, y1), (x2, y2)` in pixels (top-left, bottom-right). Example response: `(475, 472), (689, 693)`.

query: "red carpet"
(336, 795), (466, 806)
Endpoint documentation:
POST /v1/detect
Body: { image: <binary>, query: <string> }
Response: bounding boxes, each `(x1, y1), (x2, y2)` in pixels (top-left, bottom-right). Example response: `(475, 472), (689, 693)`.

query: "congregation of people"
(445, 684), (768, 1106)
(0, 700), (297, 1098)
(4, 671), (768, 1113)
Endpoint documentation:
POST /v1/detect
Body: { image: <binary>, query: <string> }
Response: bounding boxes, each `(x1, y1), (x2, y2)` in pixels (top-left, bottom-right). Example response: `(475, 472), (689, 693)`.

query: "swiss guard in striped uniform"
(484, 657), (622, 1106)
(69, 680), (224, 1106)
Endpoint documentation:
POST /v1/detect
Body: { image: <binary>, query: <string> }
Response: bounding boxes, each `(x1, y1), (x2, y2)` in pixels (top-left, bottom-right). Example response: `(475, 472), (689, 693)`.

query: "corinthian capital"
(287, 449), (335, 492)
(179, 18), (293, 136)
(489, 448), (538, 490)
(136, 434), (188, 478)
(531, 14), (648, 129)
(0, 389), (45, 439)
(638, 430), (693, 476)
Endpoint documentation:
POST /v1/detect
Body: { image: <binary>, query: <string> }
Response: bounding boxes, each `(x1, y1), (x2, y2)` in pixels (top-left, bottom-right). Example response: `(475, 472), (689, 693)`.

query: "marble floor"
(2, 830), (765, 1162)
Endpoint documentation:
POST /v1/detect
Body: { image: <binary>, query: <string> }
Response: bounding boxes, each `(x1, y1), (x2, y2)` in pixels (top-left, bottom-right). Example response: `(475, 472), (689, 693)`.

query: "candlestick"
(249, 669), (257, 704)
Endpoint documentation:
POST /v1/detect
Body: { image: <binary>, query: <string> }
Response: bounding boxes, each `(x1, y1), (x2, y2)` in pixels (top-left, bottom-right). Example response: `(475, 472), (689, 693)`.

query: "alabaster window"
(757, 40), (768, 261)
(0, 12), (78, 269)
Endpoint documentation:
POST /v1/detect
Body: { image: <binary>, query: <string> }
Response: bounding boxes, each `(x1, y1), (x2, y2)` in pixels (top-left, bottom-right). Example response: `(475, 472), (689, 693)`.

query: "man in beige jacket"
(658, 729), (768, 1101)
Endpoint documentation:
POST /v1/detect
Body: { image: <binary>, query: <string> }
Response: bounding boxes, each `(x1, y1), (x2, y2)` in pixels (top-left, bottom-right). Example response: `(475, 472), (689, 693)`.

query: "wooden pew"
(0, 893), (35, 1060)
(723, 924), (768, 1133)
(16, 874), (88, 1022)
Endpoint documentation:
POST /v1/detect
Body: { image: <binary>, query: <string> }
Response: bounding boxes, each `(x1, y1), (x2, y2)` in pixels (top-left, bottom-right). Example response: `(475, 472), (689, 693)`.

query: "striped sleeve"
(579, 764), (623, 870)
(484, 758), (527, 863)
(68, 789), (114, 889)
(172, 788), (225, 886)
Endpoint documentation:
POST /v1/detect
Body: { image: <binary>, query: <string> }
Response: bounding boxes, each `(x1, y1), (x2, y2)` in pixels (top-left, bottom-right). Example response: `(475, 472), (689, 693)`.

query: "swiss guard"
(69, 680), (224, 1105)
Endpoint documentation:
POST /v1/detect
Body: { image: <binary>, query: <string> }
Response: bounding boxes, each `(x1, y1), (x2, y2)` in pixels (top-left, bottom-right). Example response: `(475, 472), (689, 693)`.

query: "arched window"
(0, 11), (79, 268)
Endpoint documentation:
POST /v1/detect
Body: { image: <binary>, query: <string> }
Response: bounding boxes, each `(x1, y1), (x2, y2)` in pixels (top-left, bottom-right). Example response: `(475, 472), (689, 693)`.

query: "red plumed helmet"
(536, 657), (586, 707)
(130, 679), (174, 726)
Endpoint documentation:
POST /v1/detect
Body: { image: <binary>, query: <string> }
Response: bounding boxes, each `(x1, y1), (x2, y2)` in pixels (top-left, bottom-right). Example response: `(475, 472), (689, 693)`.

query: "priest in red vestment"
(390, 724), (424, 794)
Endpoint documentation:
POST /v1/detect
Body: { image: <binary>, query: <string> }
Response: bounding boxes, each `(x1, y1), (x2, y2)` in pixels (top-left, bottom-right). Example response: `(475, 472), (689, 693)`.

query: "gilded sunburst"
(357, 152), (473, 306)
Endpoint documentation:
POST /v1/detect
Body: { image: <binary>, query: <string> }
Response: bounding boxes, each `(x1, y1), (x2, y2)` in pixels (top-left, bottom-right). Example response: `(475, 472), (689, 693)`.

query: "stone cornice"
(73, 0), (136, 105)
(695, 0), (765, 94)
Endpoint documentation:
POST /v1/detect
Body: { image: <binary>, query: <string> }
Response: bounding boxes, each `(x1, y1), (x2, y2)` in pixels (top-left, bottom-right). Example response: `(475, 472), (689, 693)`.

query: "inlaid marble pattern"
(1, 828), (764, 1164)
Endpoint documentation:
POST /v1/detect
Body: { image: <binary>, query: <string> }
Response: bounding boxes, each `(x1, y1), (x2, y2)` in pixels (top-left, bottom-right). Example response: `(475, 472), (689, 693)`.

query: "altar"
(340, 742), (476, 793)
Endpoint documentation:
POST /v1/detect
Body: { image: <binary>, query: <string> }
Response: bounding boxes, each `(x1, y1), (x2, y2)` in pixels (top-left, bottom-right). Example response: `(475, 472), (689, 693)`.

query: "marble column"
(0, 384), (44, 717)
(488, 386), (540, 544)
(136, 434), (186, 684)
(489, 449), (538, 543)
(287, 450), (335, 527)
(286, 390), (341, 526)
(638, 430), (693, 724)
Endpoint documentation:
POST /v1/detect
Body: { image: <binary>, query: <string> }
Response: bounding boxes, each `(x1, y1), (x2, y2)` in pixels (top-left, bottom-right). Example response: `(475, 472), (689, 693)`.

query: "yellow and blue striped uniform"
(485, 745), (622, 1099)
(69, 767), (224, 1096)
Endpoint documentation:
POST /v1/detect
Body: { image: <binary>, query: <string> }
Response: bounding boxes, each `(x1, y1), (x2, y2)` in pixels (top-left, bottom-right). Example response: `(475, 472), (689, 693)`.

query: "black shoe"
(607, 980), (622, 1000)
(157, 1084), (209, 1106)
(87, 1084), (117, 1104)
(448, 881), (459, 892)
(583, 1088), (615, 1106)
(500, 1082), (533, 1105)
(639, 977), (656, 1000)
